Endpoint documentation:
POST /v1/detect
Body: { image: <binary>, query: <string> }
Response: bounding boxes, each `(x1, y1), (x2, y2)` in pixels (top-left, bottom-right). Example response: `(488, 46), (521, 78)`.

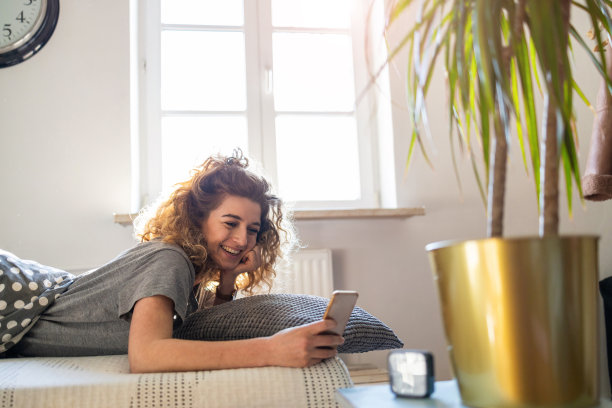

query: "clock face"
(0, 0), (58, 68)
(0, 0), (46, 54)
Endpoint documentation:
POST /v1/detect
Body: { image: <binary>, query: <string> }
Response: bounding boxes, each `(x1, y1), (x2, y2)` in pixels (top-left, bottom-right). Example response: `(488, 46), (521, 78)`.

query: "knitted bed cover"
(0, 249), (75, 353)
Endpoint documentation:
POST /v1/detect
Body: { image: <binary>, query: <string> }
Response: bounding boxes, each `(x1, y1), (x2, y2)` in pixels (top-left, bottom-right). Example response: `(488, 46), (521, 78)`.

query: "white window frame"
(132, 0), (393, 211)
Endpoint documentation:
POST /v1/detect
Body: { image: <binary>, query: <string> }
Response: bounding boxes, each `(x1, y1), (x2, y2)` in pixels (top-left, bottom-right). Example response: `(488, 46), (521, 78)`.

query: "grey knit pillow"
(174, 293), (403, 353)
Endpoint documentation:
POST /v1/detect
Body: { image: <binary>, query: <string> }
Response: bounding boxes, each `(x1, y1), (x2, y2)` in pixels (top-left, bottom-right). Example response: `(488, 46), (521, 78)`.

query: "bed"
(0, 354), (352, 408)
(0, 293), (403, 407)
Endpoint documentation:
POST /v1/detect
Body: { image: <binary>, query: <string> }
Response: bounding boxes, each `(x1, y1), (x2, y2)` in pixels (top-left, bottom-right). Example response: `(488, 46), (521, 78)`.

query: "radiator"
(272, 249), (334, 298)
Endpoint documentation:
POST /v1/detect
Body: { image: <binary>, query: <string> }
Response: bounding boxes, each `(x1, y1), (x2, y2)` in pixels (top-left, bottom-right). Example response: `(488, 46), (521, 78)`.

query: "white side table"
(335, 380), (612, 408)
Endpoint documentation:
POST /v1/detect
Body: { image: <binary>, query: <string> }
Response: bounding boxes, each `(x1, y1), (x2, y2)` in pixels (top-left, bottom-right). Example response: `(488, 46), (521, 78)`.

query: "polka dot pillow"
(0, 249), (74, 353)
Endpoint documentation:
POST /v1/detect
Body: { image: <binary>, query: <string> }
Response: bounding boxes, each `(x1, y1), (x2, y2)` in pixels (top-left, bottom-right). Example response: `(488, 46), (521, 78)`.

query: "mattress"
(0, 354), (353, 407)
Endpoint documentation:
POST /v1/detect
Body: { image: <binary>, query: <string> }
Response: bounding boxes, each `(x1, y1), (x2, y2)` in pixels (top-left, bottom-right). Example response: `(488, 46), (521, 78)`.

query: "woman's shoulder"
(130, 240), (190, 262)
(99, 240), (191, 271)
(78, 240), (194, 283)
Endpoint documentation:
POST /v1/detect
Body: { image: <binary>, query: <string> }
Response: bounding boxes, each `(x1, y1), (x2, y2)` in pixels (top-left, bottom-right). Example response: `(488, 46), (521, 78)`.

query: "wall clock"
(0, 0), (60, 69)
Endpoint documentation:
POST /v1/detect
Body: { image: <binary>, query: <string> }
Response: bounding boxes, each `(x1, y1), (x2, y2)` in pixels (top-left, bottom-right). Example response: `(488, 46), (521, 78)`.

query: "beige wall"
(1, 0), (611, 393)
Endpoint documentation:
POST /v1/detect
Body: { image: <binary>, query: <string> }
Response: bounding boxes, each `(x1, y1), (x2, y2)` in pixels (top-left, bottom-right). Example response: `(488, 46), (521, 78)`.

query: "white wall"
(1, 0), (611, 393)
(0, 1), (136, 270)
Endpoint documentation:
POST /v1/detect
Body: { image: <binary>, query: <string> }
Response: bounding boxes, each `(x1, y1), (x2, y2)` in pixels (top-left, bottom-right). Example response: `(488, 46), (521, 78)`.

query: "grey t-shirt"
(11, 241), (196, 357)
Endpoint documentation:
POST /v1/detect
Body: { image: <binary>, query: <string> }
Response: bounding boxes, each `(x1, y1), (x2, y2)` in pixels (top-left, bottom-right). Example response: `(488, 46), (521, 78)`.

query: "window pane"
(273, 33), (355, 112)
(271, 0), (351, 29)
(275, 115), (360, 202)
(161, 31), (246, 111)
(161, 0), (243, 26)
(161, 116), (248, 192)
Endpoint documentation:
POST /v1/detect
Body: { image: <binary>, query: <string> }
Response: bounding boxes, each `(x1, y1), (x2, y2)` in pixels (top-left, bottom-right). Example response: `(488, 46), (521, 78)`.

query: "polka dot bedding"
(0, 249), (74, 354)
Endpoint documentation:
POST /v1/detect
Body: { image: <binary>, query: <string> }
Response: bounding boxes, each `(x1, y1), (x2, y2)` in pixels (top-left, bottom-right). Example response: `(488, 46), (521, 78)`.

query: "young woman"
(3, 150), (343, 372)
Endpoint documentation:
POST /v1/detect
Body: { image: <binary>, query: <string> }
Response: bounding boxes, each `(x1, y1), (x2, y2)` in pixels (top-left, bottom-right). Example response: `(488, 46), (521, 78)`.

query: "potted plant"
(382, 1), (612, 407)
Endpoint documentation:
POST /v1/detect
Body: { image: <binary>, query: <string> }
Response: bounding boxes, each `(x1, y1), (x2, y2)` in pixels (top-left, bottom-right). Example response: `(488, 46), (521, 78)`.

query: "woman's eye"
(248, 228), (260, 235)
(225, 222), (237, 228)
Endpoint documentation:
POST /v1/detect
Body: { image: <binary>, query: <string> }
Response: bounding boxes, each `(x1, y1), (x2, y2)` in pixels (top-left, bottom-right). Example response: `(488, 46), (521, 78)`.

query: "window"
(134, 0), (392, 210)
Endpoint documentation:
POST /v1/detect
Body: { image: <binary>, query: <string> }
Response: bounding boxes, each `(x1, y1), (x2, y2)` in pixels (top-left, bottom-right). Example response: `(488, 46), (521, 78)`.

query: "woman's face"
(201, 194), (262, 272)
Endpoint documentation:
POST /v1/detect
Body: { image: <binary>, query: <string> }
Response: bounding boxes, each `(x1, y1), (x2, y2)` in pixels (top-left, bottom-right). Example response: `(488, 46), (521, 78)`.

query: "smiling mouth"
(221, 245), (240, 255)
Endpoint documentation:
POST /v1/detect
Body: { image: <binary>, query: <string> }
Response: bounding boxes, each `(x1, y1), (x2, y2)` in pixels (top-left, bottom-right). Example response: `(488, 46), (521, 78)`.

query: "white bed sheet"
(0, 354), (353, 408)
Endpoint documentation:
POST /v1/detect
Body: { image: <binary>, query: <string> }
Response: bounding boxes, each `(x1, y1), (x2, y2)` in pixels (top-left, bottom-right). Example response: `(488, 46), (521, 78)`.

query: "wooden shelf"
(114, 207), (425, 226)
(114, 213), (137, 225)
(293, 208), (425, 221)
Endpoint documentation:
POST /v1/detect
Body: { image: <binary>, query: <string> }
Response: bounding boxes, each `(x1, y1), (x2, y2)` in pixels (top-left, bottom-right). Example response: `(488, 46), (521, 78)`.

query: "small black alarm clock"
(388, 349), (435, 398)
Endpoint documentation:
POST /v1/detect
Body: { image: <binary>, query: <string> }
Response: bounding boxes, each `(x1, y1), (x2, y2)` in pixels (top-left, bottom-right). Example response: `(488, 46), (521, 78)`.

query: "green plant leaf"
(383, 0), (612, 236)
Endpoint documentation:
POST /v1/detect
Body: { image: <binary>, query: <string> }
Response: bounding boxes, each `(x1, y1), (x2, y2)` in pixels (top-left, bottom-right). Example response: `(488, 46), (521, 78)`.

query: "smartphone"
(322, 290), (359, 336)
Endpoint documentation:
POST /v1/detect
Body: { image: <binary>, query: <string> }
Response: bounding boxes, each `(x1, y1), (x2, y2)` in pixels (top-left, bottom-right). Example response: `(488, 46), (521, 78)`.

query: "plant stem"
(540, 94), (560, 236)
(539, 0), (570, 236)
(487, 0), (526, 239)
(487, 105), (508, 238)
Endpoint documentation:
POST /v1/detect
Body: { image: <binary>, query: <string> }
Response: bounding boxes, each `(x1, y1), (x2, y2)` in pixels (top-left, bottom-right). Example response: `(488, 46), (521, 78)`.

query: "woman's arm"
(128, 295), (343, 373)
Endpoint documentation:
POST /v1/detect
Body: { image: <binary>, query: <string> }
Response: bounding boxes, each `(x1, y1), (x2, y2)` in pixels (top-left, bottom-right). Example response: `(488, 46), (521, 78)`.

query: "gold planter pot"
(426, 236), (599, 408)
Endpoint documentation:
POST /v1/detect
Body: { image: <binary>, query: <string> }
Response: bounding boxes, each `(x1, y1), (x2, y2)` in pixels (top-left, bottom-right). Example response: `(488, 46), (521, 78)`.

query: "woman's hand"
(219, 246), (262, 286)
(233, 245), (262, 276)
(215, 246), (262, 304)
(266, 320), (345, 368)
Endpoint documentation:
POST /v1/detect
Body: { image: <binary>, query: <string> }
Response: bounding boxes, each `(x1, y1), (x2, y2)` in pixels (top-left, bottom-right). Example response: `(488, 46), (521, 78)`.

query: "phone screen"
(323, 290), (359, 336)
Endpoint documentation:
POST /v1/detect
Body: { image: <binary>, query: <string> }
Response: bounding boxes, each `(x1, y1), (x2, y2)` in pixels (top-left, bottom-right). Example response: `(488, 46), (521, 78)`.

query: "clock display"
(0, 0), (58, 68)
(0, 0), (46, 53)
(388, 350), (435, 398)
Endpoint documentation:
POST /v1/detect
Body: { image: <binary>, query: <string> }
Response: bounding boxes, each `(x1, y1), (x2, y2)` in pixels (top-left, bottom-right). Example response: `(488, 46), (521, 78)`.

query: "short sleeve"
(117, 248), (195, 324)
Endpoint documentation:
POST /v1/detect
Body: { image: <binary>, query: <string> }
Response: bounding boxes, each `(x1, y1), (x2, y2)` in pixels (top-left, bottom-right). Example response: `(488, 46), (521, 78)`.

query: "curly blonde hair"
(136, 150), (293, 307)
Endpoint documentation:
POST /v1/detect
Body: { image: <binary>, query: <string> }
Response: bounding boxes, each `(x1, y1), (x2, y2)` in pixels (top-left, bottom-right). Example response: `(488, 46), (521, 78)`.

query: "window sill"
(290, 207), (425, 221)
(113, 207), (425, 226)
